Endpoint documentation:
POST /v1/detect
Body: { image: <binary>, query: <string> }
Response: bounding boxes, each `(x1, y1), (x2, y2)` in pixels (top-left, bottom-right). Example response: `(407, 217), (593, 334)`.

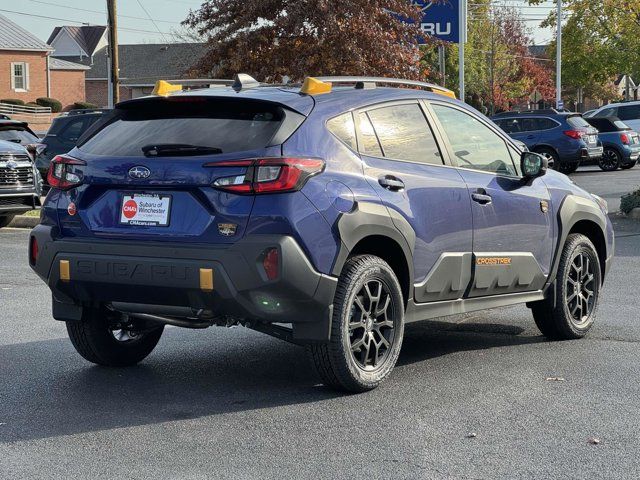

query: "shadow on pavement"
(0, 321), (545, 444)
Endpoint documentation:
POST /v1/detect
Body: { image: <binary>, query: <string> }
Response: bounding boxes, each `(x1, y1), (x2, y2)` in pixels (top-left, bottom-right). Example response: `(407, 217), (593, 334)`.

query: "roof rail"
(314, 76), (456, 98)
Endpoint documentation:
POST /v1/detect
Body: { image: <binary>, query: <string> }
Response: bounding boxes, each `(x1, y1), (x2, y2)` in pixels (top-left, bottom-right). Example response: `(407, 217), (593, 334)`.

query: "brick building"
(0, 14), (88, 109)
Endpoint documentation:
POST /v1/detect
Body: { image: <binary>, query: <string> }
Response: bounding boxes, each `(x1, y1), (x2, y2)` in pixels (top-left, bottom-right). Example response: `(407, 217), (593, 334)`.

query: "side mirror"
(521, 151), (547, 179)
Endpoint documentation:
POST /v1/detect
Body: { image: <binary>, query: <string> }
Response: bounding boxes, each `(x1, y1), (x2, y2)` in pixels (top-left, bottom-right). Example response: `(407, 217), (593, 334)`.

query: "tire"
(535, 147), (559, 169)
(598, 148), (621, 171)
(531, 234), (601, 340)
(0, 215), (15, 228)
(307, 255), (405, 392)
(560, 162), (579, 174)
(66, 307), (164, 367)
(621, 161), (636, 170)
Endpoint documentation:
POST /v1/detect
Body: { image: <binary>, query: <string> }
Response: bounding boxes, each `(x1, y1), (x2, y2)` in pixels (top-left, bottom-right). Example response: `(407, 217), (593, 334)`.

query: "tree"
(183, 1), (426, 81)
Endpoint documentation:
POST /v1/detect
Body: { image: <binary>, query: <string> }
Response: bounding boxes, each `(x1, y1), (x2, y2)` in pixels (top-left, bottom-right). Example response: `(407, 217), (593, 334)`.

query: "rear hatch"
(566, 115), (599, 146)
(55, 94), (310, 244)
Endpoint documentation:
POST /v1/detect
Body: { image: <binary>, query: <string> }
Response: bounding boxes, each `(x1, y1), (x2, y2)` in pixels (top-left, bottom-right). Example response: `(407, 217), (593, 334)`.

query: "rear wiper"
(141, 144), (223, 157)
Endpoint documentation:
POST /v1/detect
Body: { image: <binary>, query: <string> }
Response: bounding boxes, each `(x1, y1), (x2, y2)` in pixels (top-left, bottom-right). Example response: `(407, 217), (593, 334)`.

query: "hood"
(0, 139), (28, 155)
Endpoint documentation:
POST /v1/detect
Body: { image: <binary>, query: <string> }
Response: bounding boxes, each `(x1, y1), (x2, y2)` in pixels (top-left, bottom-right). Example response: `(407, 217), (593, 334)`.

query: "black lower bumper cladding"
(30, 226), (337, 342)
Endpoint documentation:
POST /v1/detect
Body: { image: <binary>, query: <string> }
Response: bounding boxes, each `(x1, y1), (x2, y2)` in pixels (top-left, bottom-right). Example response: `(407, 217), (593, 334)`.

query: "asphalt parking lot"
(1, 166), (640, 479)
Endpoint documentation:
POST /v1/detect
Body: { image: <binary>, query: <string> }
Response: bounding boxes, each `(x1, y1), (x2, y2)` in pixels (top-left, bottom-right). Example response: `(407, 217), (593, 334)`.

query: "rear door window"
(58, 118), (87, 144)
(535, 118), (558, 130)
(357, 112), (383, 157)
(327, 113), (356, 150)
(78, 98), (288, 156)
(365, 104), (443, 165)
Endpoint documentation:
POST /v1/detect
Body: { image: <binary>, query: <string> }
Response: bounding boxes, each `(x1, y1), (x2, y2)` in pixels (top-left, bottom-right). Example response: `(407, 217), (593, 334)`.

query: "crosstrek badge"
(120, 193), (171, 226)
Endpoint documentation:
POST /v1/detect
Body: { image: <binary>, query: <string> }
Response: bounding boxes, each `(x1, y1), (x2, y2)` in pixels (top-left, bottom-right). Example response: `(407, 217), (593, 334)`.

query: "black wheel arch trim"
(547, 194), (609, 288)
(332, 201), (415, 294)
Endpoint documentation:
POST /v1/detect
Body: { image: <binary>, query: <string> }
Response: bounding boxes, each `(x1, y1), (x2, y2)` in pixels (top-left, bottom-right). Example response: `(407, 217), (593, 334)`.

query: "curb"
(8, 216), (40, 229)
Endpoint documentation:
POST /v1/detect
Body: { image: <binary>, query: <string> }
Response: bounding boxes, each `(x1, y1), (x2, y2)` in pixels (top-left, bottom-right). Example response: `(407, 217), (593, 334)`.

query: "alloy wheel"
(348, 280), (396, 371)
(565, 252), (596, 325)
(599, 149), (619, 171)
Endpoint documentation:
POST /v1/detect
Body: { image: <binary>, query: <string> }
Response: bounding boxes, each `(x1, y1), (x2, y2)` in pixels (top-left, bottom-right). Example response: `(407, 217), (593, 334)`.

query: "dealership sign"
(414, 0), (460, 44)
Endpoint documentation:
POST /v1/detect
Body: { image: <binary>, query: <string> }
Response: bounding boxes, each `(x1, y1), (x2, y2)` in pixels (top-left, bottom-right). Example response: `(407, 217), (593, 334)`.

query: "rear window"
(0, 126), (38, 144)
(566, 116), (591, 129)
(78, 98), (287, 157)
(614, 120), (631, 130)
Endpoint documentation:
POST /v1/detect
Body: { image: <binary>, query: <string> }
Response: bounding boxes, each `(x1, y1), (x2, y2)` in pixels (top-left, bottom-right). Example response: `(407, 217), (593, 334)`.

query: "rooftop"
(0, 14), (53, 52)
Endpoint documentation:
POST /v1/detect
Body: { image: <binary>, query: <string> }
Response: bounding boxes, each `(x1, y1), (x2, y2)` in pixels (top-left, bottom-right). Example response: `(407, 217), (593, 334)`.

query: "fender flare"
(331, 201), (415, 285)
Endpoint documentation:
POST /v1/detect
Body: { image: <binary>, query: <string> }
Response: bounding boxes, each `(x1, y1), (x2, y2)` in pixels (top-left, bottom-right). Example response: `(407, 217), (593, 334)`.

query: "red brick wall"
(50, 70), (86, 111)
(86, 80), (132, 107)
(0, 50), (48, 102)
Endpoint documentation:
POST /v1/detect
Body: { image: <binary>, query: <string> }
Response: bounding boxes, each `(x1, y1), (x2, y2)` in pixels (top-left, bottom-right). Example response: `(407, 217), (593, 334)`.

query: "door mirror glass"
(521, 151), (547, 178)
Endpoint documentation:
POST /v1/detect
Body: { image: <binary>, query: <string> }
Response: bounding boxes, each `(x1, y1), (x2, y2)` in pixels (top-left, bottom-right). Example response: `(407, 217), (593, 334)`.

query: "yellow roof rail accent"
(152, 80), (182, 96)
(430, 85), (456, 99)
(300, 77), (332, 95)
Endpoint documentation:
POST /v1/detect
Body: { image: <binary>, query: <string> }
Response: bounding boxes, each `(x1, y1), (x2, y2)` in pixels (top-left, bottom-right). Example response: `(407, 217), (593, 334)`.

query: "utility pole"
(556, 0), (562, 110)
(107, 0), (119, 106)
(459, 0), (466, 101)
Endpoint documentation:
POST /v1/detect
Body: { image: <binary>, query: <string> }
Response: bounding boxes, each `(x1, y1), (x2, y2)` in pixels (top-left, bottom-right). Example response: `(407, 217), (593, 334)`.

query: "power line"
(135, 0), (169, 42)
(25, 0), (181, 24)
(0, 8), (174, 36)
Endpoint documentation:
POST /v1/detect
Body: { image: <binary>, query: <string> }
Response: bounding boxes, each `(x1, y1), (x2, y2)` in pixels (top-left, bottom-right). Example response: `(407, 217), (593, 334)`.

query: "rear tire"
(66, 307), (164, 367)
(0, 214), (15, 228)
(307, 255), (405, 392)
(531, 234), (601, 340)
(621, 161), (636, 170)
(598, 148), (620, 171)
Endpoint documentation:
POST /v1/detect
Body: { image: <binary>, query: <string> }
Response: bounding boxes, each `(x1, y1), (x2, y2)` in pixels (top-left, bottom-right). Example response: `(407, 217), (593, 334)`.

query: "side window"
(599, 107), (616, 118)
(536, 118), (558, 130)
(497, 118), (520, 134)
(432, 104), (517, 176)
(618, 105), (640, 121)
(327, 113), (356, 151)
(358, 112), (383, 157)
(518, 118), (539, 132)
(59, 119), (86, 143)
(365, 104), (443, 165)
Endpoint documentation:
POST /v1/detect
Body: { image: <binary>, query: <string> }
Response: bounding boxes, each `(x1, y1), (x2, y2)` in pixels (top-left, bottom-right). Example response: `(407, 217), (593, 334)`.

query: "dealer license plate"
(120, 193), (171, 226)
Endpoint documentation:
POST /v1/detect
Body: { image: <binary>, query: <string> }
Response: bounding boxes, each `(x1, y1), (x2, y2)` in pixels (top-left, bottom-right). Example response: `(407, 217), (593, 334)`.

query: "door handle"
(378, 175), (405, 192)
(471, 188), (492, 205)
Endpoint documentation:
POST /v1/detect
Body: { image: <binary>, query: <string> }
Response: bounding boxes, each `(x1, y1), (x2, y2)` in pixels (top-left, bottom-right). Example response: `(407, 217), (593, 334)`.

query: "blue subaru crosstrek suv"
(492, 110), (603, 174)
(29, 75), (614, 392)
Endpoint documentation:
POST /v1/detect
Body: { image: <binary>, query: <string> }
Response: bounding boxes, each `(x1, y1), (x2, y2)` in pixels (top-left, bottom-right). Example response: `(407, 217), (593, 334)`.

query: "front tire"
(307, 255), (405, 392)
(598, 148), (620, 171)
(531, 234), (601, 340)
(66, 307), (164, 367)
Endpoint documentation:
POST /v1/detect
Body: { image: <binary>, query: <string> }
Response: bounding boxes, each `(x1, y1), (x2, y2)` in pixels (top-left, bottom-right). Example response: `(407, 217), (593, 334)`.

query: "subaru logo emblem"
(5, 160), (18, 170)
(128, 166), (151, 179)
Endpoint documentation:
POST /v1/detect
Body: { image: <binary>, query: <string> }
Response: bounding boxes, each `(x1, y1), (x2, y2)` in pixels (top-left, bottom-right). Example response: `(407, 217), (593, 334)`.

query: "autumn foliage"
(183, 0), (426, 81)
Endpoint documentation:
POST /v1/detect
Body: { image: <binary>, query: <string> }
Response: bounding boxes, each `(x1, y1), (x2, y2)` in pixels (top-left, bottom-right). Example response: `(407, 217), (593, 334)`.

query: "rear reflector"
(29, 237), (38, 266)
(262, 248), (279, 281)
(199, 268), (214, 292)
(59, 260), (70, 282)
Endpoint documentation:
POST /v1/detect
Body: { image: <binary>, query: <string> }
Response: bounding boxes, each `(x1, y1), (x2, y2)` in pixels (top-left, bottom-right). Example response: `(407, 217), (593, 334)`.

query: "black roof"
(48, 26), (107, 57)
(73, 43), (207, 85)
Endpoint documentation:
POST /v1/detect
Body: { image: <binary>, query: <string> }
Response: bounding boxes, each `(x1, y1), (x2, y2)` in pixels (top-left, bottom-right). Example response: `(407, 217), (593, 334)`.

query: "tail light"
(47, 155), (86, 190)
(205, 157), (325, 194)
(29, 236), (38, 266)
(563, 130), (584, 140)
(620, 133), (631, 145)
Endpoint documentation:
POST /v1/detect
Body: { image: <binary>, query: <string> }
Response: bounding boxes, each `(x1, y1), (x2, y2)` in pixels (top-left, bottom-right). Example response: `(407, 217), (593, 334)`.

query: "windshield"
(0, 127), (38, 144)
(78, 99), (286, 157)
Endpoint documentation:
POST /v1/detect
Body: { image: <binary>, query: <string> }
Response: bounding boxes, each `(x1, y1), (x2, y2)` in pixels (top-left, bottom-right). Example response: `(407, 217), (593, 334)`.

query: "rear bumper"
(561, 145), (602, 163)
(29, 225), (337, 342)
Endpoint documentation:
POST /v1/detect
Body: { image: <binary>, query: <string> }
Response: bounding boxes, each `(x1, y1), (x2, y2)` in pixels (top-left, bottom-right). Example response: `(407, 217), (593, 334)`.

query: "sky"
(0, 0), (556, 46)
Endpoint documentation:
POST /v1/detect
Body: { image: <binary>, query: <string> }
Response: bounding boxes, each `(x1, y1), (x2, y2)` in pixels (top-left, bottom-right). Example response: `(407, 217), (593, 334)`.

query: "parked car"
(492, 110), (603, 173)
(0, 139), (41, 228)
(37, 109), (110, 187)
(0, 119), (40, 145)
(588, 101), (640, 133)
(29, 76), (613, 392)
(585, 116), (640, 171)
(583, 109), (597, 118)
